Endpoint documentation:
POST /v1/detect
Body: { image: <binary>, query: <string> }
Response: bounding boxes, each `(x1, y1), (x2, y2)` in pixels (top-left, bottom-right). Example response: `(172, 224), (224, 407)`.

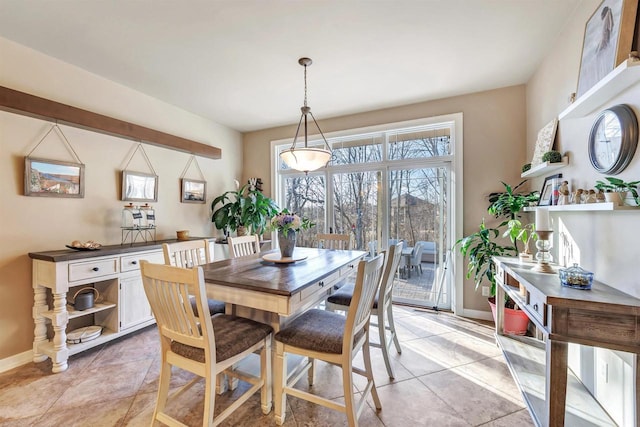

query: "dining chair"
(163, 240), (225, 315)
(273, 254), (384, 426)
(408, 242), (425, 276)
(140, 260), (273, 427)
(228, 234), (261, 258)
(325, 241), (403, 378)
(317, 233), (351, 250)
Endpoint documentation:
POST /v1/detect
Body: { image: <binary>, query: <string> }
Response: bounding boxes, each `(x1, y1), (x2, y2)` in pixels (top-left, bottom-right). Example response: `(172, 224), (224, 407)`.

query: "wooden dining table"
(201, 247), (366, 331)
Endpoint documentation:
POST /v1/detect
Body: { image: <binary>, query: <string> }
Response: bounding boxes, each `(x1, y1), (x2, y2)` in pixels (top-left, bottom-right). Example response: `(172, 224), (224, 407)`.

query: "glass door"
(388, 166), (450, 309)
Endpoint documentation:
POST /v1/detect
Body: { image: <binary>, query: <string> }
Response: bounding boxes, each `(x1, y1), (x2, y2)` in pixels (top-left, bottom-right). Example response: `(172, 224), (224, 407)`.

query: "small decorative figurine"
(596, 189), (606, 203)
(586, 189), (597, 203)
(572, 189), (584, 204)
(557, 181), (570, 205)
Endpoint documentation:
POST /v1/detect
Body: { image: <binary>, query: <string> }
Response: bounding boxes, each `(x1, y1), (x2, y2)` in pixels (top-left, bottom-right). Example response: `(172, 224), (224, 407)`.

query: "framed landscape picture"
(122, 171), (158, 202)
(538, 173), (563, 206)
(576, 0), (638, 97)
(25, 157), (85, 198)
(181, 178), (206, 204)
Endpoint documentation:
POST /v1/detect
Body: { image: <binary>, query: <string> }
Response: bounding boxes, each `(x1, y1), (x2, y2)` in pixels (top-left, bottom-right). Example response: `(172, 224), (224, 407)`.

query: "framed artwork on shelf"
(181, 178), (206, 204)
(531, 118), (558, 166)
(576, 0), (638, 98)
(538, 173), (563, 206)
(24, 157), (85, 198)
(122, 171), (158, 202)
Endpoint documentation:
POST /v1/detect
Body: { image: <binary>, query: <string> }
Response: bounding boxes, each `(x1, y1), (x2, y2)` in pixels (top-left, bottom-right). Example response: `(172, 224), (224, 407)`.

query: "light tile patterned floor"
(0, 307), (533, 426)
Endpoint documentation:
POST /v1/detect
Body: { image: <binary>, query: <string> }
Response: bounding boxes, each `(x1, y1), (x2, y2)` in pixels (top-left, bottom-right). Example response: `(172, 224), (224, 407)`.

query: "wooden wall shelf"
(521, 157), (568, 178)
(0, 86), (221, 160)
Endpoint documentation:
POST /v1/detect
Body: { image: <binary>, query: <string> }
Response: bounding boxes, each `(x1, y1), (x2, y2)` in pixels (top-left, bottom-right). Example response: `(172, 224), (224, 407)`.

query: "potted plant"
(542, 150), (563, 163)
(211, 183), (280, 239)
(456, 181), (539, 335)
(504, 219), (537, 262)
(594, 176), (640, 206)
(267, 209), (314, 257)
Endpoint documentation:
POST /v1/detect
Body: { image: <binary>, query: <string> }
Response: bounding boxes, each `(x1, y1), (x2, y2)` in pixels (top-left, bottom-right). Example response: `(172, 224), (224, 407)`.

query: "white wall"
(0, 37), (243, 361)
(527, 1), (636, 424)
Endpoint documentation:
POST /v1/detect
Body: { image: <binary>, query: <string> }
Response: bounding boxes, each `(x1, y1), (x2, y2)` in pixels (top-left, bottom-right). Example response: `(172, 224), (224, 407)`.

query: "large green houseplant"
(211, 183), (280, 238)
(456, 181), (539, 329)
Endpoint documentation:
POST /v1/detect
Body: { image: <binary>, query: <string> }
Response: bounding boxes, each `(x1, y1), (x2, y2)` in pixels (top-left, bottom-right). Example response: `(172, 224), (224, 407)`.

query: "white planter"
(604, 191), (627, 206)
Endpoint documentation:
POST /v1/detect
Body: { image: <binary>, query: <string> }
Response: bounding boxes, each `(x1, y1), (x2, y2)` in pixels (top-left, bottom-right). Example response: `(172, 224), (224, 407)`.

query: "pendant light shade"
(279, 57), (332, 173)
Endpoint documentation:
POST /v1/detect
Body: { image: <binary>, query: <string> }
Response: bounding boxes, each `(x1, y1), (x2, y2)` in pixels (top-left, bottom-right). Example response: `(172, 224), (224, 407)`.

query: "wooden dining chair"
(317, 233), (351, 250)
(140, 261), (273, 427)
(325, 242), (403, 378)
(273, 254), (384, 426)
(228, 234), (261, 258)
(163, 240), (225, 316)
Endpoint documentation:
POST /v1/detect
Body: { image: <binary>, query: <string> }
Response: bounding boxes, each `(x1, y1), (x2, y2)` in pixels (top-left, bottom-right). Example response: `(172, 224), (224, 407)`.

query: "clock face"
(588, 105), (638, 175)
(592, 111), (621, 171)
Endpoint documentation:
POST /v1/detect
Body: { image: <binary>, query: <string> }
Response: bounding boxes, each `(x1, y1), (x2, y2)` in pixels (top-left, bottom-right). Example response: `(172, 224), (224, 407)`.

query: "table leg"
(51, 291), (69, 373)
(545, 338), (568, 427)
(32, 284), (49, 363)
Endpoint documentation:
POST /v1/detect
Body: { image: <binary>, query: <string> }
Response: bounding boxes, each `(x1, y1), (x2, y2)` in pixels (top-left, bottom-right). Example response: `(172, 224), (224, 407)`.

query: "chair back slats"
(379, 242), (403, 306)
(140, 261), (214, 352)
(344, 254), (384, 349)
(317, 233), (351, 250)
(163, 240), (212, 268)
(228, 235), (261, 258)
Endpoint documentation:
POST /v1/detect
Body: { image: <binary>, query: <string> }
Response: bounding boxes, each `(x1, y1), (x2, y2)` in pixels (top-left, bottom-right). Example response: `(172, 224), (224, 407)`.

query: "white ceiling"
(0, 0), (580, 132)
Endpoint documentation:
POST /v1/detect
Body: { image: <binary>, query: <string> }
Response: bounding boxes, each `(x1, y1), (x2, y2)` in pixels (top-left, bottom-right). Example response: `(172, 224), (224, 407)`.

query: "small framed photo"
(122, 171), (158, 202)
(25, 157), (85, 198)
(181, 178), (206, 204)
(538, 173), (563, 206)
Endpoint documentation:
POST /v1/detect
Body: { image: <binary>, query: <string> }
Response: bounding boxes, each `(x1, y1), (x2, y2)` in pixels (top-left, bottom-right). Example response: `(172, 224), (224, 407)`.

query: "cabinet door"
(119, 273), (153, 330)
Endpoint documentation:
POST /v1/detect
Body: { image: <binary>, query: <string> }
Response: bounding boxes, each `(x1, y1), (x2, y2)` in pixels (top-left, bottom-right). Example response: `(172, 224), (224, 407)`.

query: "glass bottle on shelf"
(122, 203), (142, 228)
(140, 203), (155, 228)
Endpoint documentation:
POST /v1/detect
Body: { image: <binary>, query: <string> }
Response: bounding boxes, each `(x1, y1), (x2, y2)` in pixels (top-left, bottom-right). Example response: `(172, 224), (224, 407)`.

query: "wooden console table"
(492, 257), (640, 427)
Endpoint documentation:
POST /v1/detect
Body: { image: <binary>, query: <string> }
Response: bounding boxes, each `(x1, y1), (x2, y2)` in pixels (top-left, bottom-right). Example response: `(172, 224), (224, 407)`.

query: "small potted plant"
(542, 150), (563, 163)
(503, 219), (537, 262)
(267, 209), (314, 257)
(594, 177), (640, 206)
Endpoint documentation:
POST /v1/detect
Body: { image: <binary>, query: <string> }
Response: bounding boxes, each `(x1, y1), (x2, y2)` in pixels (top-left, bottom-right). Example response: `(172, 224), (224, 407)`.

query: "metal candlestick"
(532, 230), (554, 273)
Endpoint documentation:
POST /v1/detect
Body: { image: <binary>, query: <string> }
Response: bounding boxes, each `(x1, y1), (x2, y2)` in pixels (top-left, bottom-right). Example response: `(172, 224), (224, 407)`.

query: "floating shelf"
(559, 58), (640, 120)
(521, 157), (568, 178)
(524, 202), (638, 212)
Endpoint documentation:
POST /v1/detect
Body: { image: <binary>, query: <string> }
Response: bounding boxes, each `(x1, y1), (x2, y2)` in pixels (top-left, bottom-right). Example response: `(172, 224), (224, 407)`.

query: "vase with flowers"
(268, 210), (314, 257)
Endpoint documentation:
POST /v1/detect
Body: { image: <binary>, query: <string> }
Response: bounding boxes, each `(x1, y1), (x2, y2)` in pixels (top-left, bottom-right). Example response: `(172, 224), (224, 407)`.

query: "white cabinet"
(30, 245), (167, 373)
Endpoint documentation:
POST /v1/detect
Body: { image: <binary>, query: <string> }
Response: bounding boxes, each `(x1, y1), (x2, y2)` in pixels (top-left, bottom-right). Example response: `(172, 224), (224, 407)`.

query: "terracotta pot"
(488, 297), (530, 335)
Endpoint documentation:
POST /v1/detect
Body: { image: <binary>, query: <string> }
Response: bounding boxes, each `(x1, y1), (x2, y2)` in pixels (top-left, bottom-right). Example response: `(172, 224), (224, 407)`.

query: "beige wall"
(244, 85), (527, 314)
(0, 37), (243, 361)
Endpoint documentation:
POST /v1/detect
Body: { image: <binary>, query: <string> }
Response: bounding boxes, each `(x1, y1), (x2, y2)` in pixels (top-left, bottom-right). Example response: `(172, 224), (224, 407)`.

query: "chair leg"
(204, 367), (216, 427)
(377, 309), (395, 379)
(342, 355), (358, 426)
(155, 354), (172, 421)
(274, 342), (287, 426)
(261, 336), (273, 415)
(362, 336), (382, 411)
(215, 373), (227, 394)
(387, 305), (402, 354)
(308, 357), (316, 386)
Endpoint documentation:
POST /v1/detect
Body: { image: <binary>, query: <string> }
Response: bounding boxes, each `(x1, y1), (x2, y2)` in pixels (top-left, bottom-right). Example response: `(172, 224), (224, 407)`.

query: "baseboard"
(459, 308), (493, 322)
(0, 350), (33, 373)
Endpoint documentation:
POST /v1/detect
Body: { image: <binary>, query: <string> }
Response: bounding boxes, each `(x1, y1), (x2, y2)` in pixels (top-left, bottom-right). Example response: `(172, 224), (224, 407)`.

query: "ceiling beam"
(0, 86), (222, 159)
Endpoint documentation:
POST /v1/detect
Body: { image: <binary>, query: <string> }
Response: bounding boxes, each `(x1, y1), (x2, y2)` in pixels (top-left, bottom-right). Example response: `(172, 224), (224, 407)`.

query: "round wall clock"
(588, 104), (638, 175)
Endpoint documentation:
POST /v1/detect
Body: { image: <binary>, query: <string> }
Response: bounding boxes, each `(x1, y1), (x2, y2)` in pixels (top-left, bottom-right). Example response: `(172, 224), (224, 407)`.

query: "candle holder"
(532, 230), (554, 273)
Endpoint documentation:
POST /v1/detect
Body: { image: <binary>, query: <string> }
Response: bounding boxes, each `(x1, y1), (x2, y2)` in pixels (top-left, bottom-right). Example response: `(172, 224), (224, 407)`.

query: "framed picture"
(576, 0), (638, 97)
(122, 171), (158, 202)
(181, 178), (206, 204)
(25, 157), (85, 198)
(531, 118), (558, 166)
(538, 173), (563, 206)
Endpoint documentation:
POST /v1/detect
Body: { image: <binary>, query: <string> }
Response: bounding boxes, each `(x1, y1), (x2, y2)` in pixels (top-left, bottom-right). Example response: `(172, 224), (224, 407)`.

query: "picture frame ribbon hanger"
(122, 143), (157, 175)
(27, 123), (83, 164)
(179, 155), (206, 180)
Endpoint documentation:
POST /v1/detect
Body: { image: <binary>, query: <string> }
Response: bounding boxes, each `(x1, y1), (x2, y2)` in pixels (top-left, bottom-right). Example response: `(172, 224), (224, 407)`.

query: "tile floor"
(0, 306), (534, 426)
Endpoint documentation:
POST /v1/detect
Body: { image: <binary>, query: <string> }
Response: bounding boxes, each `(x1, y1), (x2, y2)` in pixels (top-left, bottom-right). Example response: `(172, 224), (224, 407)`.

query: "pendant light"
(279, 57), (332, 173)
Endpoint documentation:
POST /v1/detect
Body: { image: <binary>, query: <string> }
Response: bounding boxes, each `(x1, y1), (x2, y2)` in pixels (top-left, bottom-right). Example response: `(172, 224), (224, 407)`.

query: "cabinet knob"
(131, 260), (138, 265)
(319, 281), (324, 287)
(92, 267), (99, 272)
(533, 303), (538, 310)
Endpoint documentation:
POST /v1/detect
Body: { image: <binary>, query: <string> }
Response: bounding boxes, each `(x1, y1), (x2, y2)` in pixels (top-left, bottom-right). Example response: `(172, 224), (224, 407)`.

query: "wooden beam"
(0, 86), (221, 159)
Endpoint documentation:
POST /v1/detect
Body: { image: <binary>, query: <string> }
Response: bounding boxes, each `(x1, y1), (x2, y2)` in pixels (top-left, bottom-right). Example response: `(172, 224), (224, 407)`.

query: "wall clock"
(588, 104), (638, 174)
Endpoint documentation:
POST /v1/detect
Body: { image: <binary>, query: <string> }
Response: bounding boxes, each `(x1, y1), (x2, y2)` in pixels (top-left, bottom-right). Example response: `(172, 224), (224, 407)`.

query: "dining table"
(201, 246), (366, 331)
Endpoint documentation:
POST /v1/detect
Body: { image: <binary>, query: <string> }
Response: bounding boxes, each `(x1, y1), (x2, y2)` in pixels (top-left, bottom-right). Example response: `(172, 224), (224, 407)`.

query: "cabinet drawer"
(68, 258), (118, 282)
(121, 251), (164, 272)
(527, 287), (546, 325)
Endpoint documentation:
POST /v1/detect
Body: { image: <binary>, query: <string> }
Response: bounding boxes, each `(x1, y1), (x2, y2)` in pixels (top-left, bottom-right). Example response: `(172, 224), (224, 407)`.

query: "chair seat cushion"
(189, 296), (226, 315)
(171, 314), (273, 363)
(274, 309), (363, 354)
(327, 284), (378, 309)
